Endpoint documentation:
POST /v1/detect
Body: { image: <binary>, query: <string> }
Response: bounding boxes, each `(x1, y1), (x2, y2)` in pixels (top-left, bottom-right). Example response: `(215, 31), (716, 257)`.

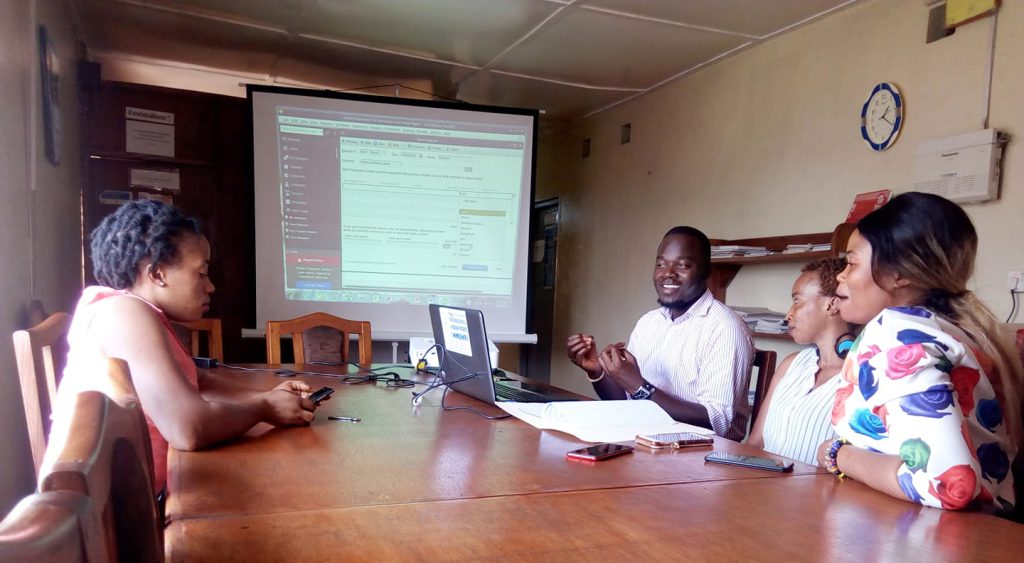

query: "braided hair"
(89, 200), (201, 289)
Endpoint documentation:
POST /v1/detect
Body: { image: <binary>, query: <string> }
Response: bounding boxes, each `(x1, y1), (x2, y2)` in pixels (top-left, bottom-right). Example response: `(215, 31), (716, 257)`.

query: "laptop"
(427, 304), (575, 404)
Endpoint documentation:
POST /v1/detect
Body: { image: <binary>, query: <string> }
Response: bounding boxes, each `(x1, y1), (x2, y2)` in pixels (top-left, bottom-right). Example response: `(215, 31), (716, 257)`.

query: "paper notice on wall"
(130, 168), (180, 192)
(946, 0), (997, 29)
(126, 120), (174, 157)
(126, 107), (175, 157)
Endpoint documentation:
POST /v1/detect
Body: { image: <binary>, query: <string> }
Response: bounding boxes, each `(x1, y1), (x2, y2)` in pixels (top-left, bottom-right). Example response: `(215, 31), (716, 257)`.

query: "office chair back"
(266, 312), (372, 366)
(13, 311), (72, 474)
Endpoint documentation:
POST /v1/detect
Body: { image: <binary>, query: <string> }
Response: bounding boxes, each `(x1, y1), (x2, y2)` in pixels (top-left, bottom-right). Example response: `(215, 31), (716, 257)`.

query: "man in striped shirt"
(566, 226), (754, 440)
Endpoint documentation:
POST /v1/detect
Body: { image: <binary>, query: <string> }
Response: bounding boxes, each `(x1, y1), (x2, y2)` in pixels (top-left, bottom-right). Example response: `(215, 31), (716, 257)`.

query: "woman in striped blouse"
(747, 258), (855, 465)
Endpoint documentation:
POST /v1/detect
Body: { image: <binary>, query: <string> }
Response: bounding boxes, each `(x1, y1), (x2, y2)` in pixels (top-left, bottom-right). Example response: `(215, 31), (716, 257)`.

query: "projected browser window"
(275, 107), (525, 308)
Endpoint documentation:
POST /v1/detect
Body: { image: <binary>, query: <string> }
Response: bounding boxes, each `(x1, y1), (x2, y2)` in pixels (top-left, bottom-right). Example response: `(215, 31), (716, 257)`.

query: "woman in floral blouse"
(818, 192), (1021, 512)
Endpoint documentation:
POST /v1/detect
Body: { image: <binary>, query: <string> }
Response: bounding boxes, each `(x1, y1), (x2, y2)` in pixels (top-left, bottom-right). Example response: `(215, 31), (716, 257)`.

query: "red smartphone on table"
(566, 443), (635, 461)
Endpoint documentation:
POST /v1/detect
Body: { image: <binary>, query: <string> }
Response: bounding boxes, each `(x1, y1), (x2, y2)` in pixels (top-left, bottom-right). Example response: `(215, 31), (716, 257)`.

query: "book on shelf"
(846, 189), (891, 223)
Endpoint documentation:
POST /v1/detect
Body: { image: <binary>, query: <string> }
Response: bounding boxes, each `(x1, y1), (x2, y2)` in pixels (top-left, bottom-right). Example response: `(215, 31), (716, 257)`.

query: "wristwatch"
(630, 382), (657, 400)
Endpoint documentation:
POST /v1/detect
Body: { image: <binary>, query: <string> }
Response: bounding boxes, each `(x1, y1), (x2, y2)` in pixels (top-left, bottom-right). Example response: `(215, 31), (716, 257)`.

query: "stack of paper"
(782, 243), (831, 254)
(753, 317), (788, 334)
(731, 306), (788, 334)
(496, 400), (714, 443)
(782, 244), (812, 253)
(711, 245), (770, 258)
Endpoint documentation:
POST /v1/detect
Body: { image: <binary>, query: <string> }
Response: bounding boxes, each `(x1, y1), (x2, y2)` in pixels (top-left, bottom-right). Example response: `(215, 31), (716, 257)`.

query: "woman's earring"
(157, 280), (167, 287)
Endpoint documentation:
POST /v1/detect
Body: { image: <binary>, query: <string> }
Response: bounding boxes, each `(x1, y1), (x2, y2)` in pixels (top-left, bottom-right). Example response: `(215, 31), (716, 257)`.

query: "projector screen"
(248, 86), (538, 341)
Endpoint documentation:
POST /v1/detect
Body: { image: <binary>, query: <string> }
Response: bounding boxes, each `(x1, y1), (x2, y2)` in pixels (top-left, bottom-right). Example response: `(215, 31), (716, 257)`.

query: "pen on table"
(328, 415), (361, 423)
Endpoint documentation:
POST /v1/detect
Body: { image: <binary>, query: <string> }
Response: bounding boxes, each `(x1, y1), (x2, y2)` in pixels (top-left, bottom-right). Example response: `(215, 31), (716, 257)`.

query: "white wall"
(540, 0), (1024, 397)
(0, 0), (83, 516)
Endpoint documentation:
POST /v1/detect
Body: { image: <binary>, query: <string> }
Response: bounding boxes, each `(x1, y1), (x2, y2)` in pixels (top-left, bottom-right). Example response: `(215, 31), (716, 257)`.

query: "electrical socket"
(1009, 271), (1024, 292)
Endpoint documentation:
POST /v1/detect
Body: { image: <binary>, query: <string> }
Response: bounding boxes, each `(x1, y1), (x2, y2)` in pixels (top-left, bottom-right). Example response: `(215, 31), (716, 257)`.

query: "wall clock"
(860, 82), (903, 151)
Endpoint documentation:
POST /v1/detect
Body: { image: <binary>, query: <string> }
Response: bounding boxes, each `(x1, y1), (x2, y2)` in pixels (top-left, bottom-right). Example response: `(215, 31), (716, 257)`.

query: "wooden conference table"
(165, 364), (1023, 561)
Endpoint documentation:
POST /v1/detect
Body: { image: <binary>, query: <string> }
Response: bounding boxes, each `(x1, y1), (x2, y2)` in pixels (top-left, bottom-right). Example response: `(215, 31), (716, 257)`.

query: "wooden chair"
(749, 348), (778, 427)
(174, 317), (224, 362)
(266, 312), (372, 366)
(38, 365), (162, 563)
(104, 357), (142, 407)
(0, 490), (103, 562)
(12, 311), (72, 474)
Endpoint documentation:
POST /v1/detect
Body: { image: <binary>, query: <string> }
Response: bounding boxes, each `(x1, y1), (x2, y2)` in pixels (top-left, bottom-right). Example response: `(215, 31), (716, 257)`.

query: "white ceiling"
(72, 0), (862, 122)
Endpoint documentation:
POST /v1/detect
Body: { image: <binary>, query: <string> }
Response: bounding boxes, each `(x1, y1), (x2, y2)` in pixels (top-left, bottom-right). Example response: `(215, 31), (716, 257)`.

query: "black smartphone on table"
(704, 451), (794, 472)
(566, 443), (635, 461)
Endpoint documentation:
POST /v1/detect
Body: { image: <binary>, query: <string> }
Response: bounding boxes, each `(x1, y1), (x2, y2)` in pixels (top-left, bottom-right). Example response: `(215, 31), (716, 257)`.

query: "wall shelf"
(750, 331), (794, 341)
(88, 150), (215, 167)
(712, 249), (834, 266)
(709, 222), (855, 311)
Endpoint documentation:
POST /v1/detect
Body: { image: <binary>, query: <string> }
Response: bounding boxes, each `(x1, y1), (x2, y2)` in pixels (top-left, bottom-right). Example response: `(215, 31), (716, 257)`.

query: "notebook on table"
(427, 304), (576, 404)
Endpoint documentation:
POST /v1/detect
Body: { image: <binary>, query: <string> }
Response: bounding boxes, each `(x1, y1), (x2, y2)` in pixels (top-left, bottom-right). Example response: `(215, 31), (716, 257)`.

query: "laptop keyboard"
(494, 383), (552, 403)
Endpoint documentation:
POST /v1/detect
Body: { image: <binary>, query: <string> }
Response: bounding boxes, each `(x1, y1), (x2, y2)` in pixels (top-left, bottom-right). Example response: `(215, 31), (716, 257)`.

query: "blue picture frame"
(39, 25), (61, 166)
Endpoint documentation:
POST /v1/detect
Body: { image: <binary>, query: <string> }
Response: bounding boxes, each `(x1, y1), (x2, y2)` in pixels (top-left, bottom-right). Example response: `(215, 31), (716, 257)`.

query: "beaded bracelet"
(825, 437), (849, 480)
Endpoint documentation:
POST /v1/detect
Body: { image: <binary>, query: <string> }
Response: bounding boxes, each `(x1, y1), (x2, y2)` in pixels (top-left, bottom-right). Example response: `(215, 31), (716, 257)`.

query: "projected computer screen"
(249, 86), (538, 338)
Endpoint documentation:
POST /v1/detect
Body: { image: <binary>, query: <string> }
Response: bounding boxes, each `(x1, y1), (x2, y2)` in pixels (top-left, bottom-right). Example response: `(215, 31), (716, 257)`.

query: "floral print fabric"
(832, 307), (1015, 510)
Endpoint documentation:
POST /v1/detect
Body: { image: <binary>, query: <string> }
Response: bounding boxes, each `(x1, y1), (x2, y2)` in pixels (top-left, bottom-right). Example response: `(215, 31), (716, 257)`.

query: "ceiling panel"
(275, 36), (475, 95)
(300, 0), (561, 67)
(128, 0), (308, 30)
(494, 7), (748, 88)
(74, 0), (864, 122)
(455, 71), (634, 121)
(78, 1), (285, 76)
(585, 0), (855, 37)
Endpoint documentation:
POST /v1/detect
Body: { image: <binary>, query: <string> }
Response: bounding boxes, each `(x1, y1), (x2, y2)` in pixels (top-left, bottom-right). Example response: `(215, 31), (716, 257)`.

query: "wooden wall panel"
(79, 77), (262, 361)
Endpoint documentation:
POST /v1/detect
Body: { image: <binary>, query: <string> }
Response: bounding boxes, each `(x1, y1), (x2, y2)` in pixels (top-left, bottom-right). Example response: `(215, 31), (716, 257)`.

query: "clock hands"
(875, 106), (895, 127)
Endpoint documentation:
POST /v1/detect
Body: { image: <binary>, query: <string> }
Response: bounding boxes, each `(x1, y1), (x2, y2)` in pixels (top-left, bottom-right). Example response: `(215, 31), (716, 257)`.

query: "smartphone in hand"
(704, 451), (793, 472)
(566, 443), (634, 461)
(307, 386), (335, 406)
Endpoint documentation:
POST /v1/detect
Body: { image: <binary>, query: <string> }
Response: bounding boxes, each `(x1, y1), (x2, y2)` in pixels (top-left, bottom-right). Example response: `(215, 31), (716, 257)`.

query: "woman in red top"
(60, 200), (322, 493)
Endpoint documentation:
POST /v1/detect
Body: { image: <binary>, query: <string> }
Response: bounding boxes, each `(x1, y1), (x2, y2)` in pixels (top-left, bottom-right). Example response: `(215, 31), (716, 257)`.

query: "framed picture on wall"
(38, 25), (61, 166)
